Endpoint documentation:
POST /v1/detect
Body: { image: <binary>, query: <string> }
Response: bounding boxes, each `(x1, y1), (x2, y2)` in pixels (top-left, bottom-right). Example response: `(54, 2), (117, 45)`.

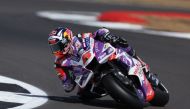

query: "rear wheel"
(150, 83), (169, 106)
(102, 73), (143, 109)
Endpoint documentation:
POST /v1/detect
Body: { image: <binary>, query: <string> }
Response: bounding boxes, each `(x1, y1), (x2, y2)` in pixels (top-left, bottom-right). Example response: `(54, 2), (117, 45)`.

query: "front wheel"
(102, 74), (143, 109)
(150, 82), (169, 106)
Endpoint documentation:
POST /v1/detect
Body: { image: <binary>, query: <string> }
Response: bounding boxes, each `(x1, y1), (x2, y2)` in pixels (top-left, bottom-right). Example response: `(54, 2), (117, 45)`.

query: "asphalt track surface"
(0, 0), (190, 109)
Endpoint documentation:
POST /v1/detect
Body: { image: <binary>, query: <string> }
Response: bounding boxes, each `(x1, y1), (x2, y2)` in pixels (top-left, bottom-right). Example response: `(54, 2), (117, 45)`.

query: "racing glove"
(94, 27), (136, 57)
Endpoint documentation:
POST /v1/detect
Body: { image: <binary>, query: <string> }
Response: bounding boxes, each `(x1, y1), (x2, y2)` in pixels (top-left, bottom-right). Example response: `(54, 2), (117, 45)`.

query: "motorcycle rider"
(48, 27), (159, 94)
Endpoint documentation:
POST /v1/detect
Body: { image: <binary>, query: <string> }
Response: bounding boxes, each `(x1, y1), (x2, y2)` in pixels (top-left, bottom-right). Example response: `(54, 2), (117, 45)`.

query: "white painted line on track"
(37, 11), (190, 40)
(37, 11), (97, 21)
(37, 11), (144, 30)
(80, 21), (144, 30)
(141, 30), (190, 39)
(0, 75), (48, 109)
(55, 0), (99, 3)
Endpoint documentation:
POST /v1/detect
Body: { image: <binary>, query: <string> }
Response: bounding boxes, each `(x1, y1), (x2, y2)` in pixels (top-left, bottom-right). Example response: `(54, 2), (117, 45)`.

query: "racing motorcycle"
(67, 36), (169, 109)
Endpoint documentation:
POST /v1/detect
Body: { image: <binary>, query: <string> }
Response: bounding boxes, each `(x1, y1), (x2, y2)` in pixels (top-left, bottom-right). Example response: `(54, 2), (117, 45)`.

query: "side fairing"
(128, 58), (155, 101)
(94, 41), (116, 64)
(61, 37), (95, 67)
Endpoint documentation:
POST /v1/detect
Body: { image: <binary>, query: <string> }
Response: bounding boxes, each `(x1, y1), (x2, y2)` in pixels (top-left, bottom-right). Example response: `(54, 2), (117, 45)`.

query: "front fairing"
(109, 48), (155, 102)
(128, 58), (155, 101)
(61, 38), (116, 67)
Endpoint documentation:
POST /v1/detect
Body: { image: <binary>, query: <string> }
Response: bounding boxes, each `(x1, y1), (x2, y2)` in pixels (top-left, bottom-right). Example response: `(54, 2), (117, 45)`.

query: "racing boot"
(61, 71), (76, 93)
(62, 78), (76, 92)
(95, 27), (136, 57)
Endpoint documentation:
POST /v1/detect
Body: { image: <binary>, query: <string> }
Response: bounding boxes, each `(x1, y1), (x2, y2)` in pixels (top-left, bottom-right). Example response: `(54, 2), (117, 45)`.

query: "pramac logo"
(0, 75), (48, 109)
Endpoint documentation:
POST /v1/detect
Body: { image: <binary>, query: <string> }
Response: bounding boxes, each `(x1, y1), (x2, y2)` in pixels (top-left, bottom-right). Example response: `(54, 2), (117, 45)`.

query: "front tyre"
(102, 74), (143, 109)
(150, 82), (169, 106)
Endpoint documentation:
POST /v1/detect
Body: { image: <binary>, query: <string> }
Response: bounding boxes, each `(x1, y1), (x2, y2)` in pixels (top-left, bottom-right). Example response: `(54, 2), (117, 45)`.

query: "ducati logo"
(0, 75), (48, 109)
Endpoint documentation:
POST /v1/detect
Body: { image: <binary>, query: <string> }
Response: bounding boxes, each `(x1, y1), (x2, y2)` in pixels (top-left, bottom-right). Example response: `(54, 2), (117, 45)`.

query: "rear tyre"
(102, 74), (143, 109)
(150, 83), (169, 106)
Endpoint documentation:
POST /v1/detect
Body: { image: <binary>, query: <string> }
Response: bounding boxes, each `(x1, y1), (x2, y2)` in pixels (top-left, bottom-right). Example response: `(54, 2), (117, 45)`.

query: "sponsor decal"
(95, 43), (100, 53)
(98, 52), (107, 61)
(75, 41), (81, 48)
(0, 75), (48, 109)
(121, 55), (134, 67)
(134, 63), (143, 76)
(106, 47), (114, 54)
(102, 43), (109, 52)
(74, 40), (82, 51)
(84, 38), (90, 50)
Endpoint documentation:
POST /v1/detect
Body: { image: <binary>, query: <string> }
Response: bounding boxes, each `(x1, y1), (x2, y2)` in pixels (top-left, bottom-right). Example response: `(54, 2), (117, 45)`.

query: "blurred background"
(0, 0), (190, 109)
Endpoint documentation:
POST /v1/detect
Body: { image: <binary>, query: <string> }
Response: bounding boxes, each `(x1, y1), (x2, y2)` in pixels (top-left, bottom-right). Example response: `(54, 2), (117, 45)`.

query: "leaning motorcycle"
(65, 36), (169, 109)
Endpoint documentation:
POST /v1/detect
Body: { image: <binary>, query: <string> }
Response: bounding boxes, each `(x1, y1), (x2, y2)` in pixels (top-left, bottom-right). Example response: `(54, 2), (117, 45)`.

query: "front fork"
(108, 61), (155, 102)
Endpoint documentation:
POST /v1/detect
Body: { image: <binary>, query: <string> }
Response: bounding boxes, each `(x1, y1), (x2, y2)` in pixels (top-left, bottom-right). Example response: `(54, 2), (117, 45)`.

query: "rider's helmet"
(48, 27), (73, 56)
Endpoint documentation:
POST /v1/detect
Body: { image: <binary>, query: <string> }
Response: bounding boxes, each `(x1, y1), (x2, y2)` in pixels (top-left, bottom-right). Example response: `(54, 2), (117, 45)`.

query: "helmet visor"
(49, 40), (68, 54)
